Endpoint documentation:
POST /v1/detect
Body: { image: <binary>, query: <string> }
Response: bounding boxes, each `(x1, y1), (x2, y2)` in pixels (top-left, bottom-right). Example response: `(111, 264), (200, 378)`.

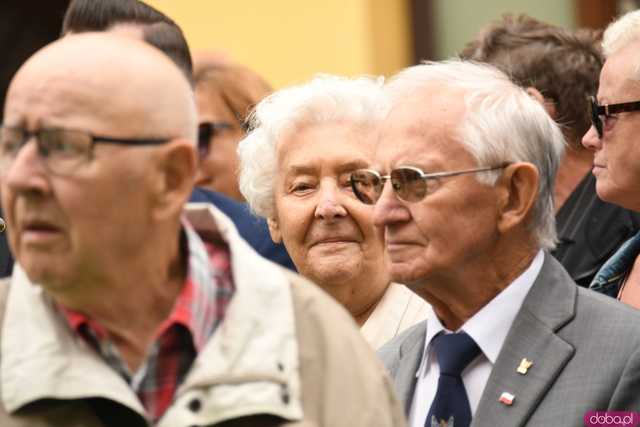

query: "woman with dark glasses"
(238, 75), (429, 349)
(194, 59), (272, 201)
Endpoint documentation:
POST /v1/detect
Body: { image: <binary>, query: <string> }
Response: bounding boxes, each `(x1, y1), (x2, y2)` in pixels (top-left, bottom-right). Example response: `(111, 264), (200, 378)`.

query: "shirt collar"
(417, 250), (544, 376)
(171, 220), (231, 351)
(591, 231), (640, 289)
(463, 250), (543, 364)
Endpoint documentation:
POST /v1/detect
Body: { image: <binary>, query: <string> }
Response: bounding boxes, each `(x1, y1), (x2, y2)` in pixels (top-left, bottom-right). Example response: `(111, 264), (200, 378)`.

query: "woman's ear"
(267, 217), (283, 243)
(153, 139), (197, 221)
(495, 162), (539, 235)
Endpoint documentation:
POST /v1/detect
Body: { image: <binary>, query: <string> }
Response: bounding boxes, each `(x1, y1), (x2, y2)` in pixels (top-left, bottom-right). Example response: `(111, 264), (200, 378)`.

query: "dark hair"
(61, 0), (193, 82)
(140, 21), (193, 81)
(460, 14), (603, 144)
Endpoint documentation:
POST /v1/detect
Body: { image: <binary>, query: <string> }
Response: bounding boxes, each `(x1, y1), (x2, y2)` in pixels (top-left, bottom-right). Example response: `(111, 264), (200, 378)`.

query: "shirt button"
(188, 398), (202, 413)
(281, 385), (290, 404)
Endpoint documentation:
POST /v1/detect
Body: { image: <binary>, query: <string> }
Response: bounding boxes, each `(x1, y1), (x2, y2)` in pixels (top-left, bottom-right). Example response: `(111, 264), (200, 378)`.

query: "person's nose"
(373, 180), (411, 227)
(582, 125), (601, 152)
(315, 181), (347, 221)
(3, 139), (51, 197)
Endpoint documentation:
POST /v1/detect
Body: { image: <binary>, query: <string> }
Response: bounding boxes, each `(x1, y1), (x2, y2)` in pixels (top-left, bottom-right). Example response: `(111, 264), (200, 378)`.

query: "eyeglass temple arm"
(367, 163), (510, 182)
(419, 163), (510, 180)
(91, 136), (168, 146)
(598, 101), (640, 116)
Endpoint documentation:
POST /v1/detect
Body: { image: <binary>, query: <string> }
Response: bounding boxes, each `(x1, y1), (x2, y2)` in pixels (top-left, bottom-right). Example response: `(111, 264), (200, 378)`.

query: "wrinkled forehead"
(5, 64), (117, 130)
(386, 82), (467, 128)
(375, 84), (468, 168)
(4, 35), (190, 136)
(599, 41), (640, 102)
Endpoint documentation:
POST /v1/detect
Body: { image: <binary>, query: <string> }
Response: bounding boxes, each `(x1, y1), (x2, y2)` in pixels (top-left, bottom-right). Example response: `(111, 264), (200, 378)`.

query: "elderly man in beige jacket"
(0, 33), (405, 427)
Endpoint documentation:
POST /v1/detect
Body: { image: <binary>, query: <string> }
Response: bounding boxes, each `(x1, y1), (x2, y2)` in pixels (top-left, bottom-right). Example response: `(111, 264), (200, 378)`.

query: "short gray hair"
(386, 60), (565, 249)
(602, 9), (640, 58)
(238, 74), (388, 218)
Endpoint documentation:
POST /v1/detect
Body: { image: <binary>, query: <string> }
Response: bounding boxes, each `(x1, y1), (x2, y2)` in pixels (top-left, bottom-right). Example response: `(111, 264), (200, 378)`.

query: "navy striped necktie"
(426, 332), (481, 427)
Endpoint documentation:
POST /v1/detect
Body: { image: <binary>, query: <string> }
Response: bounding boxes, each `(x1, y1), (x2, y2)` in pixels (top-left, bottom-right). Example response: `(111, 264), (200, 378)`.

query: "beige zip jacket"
(0, 203), (406, 427)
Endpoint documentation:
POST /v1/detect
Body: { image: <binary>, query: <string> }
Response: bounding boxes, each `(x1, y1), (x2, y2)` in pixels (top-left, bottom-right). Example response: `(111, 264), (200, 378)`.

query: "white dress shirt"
(408, 250), (544, 427)
(361, 283), (430, 349)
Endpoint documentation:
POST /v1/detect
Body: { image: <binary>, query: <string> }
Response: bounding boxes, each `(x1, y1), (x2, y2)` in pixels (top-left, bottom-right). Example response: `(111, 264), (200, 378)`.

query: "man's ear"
(495, 162), (539, 235)
(267, 217), (283, 243)
(525, 86), (557, 120)
(153, 139), (197, 221)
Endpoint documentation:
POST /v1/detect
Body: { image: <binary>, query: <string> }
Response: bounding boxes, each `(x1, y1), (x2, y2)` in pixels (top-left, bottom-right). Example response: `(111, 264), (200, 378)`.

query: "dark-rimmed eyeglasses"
(197, 122), (232, 159)
(350, 163), (510, 204)
(0, 125), (168, 176)
(589, 95), (640, 139)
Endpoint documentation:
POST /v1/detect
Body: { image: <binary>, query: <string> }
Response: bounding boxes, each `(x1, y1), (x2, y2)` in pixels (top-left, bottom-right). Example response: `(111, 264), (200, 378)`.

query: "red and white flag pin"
(499, 391), (515, 406)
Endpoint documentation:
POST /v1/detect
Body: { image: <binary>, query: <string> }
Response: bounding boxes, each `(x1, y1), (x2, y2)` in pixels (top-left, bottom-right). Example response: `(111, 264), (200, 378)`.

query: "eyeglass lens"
(351, 168), (429, 205)
(390, 168), (427, 202)
(197, 124), (212, 158)
(589, 97), (603, 138)
(350, 170), (384, 205)
(0, 128), (91, 175)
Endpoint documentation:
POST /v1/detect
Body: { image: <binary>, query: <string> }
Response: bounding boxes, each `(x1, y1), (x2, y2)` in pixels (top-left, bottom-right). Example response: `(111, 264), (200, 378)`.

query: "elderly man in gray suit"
(350, 60), (640, 427)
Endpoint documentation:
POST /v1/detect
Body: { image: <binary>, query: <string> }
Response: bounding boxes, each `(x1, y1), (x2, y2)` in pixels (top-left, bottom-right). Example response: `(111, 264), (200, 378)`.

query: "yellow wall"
(144, 0), (412, 88)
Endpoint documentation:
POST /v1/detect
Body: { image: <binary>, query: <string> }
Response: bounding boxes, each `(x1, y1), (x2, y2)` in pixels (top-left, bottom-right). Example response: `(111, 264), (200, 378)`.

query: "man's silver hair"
(238, 74), (389, 219)
(602, 9), (640, 58)
(386, 60), (566, 250)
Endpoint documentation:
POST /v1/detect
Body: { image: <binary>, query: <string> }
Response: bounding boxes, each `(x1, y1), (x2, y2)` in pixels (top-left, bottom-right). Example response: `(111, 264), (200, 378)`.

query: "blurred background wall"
(145, 0), (413, 88)
(145, 0), (623, 88)
(0, 0), (634, 106)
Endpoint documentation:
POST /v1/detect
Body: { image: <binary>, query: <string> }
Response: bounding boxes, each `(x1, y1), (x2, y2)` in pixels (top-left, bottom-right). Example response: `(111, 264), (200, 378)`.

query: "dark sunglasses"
(589, 96), (640, 139)
(197, 122), (232, 159)
(350, 163), (509, 204)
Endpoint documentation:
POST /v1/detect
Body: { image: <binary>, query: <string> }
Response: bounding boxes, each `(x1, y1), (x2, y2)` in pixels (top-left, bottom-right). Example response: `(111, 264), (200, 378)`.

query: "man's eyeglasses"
(589, 96), (640, 139)
(0, 125), (168, 176)
(197, 122), (232, 159)
(350, 164), (509, 204)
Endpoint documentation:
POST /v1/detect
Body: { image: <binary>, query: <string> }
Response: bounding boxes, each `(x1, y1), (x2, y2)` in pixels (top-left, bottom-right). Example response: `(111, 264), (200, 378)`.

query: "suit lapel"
(394, 324), (426, 415)
(472, 254), (577, 427)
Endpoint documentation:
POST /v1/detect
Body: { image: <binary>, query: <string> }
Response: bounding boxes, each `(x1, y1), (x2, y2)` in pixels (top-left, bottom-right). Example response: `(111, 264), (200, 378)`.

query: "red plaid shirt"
(60, 225), (234, 423)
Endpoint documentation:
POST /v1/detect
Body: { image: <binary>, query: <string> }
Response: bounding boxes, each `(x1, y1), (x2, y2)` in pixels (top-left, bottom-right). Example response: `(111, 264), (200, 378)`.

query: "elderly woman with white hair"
(238, 75), (428, 348)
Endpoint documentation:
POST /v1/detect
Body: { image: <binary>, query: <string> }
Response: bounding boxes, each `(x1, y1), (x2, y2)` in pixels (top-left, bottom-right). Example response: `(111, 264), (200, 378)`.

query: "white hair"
(386, 60), (566, 250)
(238, 74), (388, 218)
(603, 9), (640, 57)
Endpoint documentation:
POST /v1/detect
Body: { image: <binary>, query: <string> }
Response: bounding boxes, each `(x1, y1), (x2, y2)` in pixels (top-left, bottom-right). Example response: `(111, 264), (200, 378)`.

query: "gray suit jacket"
(378, 253), (640, 426)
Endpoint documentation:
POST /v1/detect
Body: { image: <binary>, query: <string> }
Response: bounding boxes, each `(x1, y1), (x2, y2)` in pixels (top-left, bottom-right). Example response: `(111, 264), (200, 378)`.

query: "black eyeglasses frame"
(0, 126), (168, 149)
(197, 122), (233, 159)
(589, 96), (640, 138)
(0, 125), (169, 176)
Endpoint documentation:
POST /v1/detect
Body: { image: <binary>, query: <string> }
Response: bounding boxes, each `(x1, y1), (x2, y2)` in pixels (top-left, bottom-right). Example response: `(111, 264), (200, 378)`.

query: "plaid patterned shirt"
(59, 224), (234, 423)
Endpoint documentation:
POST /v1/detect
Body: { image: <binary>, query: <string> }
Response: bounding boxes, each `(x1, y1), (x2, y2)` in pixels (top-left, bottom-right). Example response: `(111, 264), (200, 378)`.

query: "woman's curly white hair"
(237, 74), (388, 218)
